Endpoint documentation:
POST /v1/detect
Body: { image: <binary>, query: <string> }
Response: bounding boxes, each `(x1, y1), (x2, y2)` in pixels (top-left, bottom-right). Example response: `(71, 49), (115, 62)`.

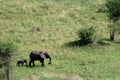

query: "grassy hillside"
(1, 0), (120, 80)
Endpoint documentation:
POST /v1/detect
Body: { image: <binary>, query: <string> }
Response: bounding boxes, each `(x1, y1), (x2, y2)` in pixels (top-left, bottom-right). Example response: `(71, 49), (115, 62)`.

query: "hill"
(1, 0), (120, 80)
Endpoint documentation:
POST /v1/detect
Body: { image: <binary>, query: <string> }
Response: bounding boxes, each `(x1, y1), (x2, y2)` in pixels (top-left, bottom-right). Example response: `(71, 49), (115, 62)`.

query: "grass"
(1, 0), (120, 80)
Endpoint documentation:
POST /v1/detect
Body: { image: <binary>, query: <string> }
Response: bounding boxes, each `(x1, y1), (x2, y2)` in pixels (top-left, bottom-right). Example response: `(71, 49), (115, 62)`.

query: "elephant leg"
(40, 59), (44, 67)
(22, 63), (24, 66)
(33, 60), (35, 67)
(29, 60), (32, 67)
(17, 62), (19, 66)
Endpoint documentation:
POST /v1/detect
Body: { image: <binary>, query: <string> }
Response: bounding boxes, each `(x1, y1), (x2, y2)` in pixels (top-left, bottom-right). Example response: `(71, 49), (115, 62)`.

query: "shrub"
(0, 41), (16, 80)
(77, 27), (95, 45)
(0, 42), (16, 59)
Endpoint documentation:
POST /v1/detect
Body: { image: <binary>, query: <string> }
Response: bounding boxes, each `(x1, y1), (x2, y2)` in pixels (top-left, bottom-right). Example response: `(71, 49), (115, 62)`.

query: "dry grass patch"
(43, 72), (82, 80)
(21, 75), (39, 80)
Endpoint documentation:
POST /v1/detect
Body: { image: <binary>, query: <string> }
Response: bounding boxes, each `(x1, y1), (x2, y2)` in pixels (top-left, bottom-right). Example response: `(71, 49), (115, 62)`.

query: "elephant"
(29, 51), (51, 67)
(17, 59), (27, 66)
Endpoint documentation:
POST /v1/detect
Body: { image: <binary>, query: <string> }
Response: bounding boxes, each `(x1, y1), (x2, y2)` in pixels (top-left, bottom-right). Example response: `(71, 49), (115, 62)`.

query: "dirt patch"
(43, 72), (82, 80)
(20, 75), (39, 80)
(20, 72), (82, 80)
(21, 77), (29, 80)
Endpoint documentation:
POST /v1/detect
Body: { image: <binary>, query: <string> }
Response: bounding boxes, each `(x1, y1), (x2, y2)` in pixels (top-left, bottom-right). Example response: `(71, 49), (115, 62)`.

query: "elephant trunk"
(43, 52), (51, 64)
(48, 57), (51, 64)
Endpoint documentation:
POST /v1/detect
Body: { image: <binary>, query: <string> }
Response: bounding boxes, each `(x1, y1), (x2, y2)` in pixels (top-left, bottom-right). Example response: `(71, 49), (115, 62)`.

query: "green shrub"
(77, 27), (95, 45)
(0, 41), (16, 58)
(0, 41), (16, 80)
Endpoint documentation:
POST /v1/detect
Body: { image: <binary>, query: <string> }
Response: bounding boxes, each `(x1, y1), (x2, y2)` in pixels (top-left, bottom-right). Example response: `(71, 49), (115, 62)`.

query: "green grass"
(1, 0), (120, 80)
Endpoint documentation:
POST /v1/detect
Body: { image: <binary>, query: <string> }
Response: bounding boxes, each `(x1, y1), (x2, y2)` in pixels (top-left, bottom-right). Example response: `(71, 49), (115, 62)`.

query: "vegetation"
(0, 0), (120, 80)
(78, 27), (95, 45)
(106, 0), (120, 40)
(0, 41), (16, 80)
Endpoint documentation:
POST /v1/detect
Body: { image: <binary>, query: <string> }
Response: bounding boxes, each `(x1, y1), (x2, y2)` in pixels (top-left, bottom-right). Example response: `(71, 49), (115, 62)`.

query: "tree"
(106, 0), (120, 40)
(0, 41), (16, 80)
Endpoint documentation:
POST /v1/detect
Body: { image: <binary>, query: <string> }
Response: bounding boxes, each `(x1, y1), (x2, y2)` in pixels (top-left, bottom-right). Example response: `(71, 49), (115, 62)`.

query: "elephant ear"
(40, 53), (45, 59)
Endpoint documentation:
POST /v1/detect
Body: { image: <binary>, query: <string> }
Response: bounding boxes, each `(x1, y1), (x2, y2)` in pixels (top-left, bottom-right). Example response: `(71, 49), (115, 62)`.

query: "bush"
(0, 42), (16, 59)
(78, 27), (95, 45)
(0, 41), (16, 80)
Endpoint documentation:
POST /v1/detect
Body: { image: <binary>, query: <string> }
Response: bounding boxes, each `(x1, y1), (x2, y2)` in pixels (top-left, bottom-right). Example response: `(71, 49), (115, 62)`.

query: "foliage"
(0, 41), (16, 59)
(106, 0), (120, 40)
(77, 27), (95, 45)
(0, 41), (16, 80)
(106, 0), (120, 21)
(2, 0), (120, 80)
(108, 20), (120, 32)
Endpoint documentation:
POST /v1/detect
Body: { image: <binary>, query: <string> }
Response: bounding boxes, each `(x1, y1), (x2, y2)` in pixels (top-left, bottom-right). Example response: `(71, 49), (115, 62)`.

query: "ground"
(1, 0), (120, 80)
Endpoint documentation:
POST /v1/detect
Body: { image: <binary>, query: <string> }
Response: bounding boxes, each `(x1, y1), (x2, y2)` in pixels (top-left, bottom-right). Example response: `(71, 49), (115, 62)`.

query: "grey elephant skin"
(17, 59), (27, 66)
(29, 51), (51, 67)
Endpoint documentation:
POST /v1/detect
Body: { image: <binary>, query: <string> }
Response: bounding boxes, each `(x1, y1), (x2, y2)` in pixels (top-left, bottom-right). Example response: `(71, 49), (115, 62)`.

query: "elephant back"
(30, 51), (45, 59)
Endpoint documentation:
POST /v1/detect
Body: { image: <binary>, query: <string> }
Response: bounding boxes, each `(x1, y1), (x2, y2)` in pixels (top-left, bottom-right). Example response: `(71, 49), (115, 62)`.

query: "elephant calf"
(17, 59), (27, 66)
(29, 51), (51, 67)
